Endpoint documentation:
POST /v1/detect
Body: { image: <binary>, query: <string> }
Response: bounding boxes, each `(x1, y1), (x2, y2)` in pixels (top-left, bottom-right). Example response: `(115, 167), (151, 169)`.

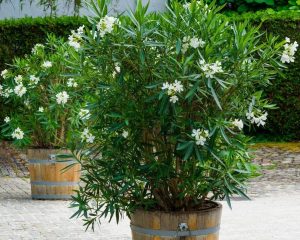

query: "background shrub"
(178, 0), (300, 12)
(232, 11), (300, 140)
(0, 16), (87, 134)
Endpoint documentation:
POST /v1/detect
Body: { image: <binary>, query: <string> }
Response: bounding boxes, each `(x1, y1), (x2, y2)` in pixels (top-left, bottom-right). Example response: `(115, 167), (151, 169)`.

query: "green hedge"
(231, 10), (300, 140)
(0, 16), (88, 70)
(178, 0), (300, 12)
(0, 12), (300, 140)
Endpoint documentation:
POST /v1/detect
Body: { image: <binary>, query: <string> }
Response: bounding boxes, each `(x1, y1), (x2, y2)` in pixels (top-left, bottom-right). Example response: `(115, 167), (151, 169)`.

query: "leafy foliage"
(178, 0), (300, 12)
(233, 10), (300, 140)
(69, 0), (289, 229)
(0, 35), (91, 148)
(0, 16), (88, 135)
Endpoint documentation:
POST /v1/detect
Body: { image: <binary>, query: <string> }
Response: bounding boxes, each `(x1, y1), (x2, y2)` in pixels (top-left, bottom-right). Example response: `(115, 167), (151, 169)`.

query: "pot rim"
(134, 201), (222, 215)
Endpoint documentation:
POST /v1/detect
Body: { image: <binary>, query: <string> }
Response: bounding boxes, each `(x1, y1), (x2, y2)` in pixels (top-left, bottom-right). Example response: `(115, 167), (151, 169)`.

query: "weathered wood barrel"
(28, 149), (81, 200)
(131, 202), (222, 240)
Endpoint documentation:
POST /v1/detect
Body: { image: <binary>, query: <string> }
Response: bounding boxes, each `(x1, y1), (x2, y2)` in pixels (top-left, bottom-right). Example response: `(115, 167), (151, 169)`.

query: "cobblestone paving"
(0, 143), (299, 239)
(0, 142), (28, 178)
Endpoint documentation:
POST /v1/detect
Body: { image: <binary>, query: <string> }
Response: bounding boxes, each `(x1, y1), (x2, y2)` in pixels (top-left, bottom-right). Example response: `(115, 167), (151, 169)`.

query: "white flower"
(246, 111), (268, 127)
(68, 25), (85, 51)
(42, 61), (52, 68)
(79, 109), (91, 120)
(14, 75), (23, 84)
(1, 88), (13, 98)
(81, 128), (95, 143)
(162, 82), (171, 90)
(56, 91), (69, 105)
(199, 60), (223, 78)
(281, 38), (298, 63)
(14, 84), (27, 97)
(232, 119), (244, 131)
(12, 127), (24, 140)
(170, 95), (179, 103)
(67, 78), (78, 88)
(97, 16), (119, 37)
(4, 116), (10, 123)
(86, 134), (95, 143)
(173, 80), (184, 93)
(24, 99), (30, 107)
(1, 69), (8, 79)
(189, 37), (205, 49)
(0, 84), (3, 95)
(122, 130), (129, 138)
(192, 128), (209, 146)
(32, 44), (44, 54)
(29, 75), (40, 85)
(183, 3), (190, 9)
(162, 80), (184, 103)
(38, 107), (44, 112)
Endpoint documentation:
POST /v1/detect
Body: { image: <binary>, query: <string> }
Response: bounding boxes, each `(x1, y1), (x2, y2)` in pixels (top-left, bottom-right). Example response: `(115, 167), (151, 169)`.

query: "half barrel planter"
(131, 202), (222, 240)
(28, 149), (81, 200)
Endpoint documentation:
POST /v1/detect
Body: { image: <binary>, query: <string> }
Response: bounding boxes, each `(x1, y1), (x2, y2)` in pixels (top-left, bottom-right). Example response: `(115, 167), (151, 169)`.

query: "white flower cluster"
(0, 84), (3, 95)
(232, 119), (244, 131)
(1, 69), (8, 79)
(38, 107), (44, 112)
(162, 80), (184, 103)
(31, 44), (44, 55)
(192, 128), (209, 146)
(56, 91), (69, 105)
(199, 60), (223, 78)
(14, 83), (27, 97)
(246, 111), (268, 127)
(67, 78), (78, 88)
(281, 37), (298, 63)
(68, 25), (85, 51)
(182, 36), (205, 53)
(81, 128), (95, 143)
(79, 109), (91, 120)
(97, 15), (119, 37)
(29, 75), (40, 85)
(42, 61), (52, 68)
(12, 127), (24, 140)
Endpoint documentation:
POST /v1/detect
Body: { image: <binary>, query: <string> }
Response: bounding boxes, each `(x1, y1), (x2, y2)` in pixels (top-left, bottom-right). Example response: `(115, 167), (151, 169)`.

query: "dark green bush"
(0, 16), (87, 70)
(179, 0), (300, 12)
(233, 10), (300, 140)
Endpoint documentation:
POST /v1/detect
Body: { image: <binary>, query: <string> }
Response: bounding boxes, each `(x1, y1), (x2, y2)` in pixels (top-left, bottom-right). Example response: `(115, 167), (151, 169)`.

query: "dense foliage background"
(178, 0), (300, 12)
(0, 10), (300, 141)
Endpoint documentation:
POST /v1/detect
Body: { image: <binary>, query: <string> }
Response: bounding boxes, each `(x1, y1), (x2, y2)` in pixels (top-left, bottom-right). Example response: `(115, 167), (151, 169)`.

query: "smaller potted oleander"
(0, 35), (94, 200)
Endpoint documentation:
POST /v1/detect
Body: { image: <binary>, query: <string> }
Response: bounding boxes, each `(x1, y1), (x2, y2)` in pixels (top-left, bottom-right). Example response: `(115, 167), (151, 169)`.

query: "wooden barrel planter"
(131, 202), (222, 240)
(28, 149), (81, 200)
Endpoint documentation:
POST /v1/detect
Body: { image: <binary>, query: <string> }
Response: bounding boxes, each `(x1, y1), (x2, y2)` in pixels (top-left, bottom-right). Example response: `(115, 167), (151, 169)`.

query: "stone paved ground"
(0, 143), (300, 239)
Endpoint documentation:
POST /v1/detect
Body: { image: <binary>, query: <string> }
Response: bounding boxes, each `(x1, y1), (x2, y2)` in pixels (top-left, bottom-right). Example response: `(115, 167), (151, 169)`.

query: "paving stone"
(0, 144), (300, 239)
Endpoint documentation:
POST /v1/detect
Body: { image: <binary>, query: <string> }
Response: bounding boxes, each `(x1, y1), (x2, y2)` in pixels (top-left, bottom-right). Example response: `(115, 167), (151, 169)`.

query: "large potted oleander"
(0, 35), (94, 200)
(70, 0), (298, 238)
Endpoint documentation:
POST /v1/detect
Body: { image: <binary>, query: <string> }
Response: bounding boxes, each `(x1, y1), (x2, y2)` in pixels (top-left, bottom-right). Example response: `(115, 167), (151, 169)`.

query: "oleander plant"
(0, 35), (94, 148)
(67, 0), (297, 229)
